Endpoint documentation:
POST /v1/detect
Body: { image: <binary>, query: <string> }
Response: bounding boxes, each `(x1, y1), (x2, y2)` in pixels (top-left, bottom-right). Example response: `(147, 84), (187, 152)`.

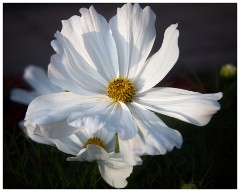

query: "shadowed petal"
(109, 3), (156, 78)
(68, 101), (138, 141)
(135, 24), (179, 92)
(24, 92), (110, 138)
(25, 124), (54, 146)
(67, 144), (109, 162)
(118, 102), (182, 165)
(11, 89), (39, 105)
(11, 65), (63, 105)
(24, 65), (62, 94)
(98, 153), (133, 188)
(50, 32), (108, 95)
(61, 6), (119, 81)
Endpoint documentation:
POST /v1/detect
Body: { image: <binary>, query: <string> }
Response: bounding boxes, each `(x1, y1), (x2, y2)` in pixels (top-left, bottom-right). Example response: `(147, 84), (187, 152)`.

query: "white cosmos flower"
(11, 65), (63, 105)
(10, 65), (63, 142)
(24, 4), (222, 165)
(11, 69), (132, 188)
(26, 116), (134, 188)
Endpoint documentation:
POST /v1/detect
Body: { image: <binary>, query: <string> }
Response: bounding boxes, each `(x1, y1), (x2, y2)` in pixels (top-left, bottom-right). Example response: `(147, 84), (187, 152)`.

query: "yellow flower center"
(83, 137), (106, 150)
(107, 77), (136, 102)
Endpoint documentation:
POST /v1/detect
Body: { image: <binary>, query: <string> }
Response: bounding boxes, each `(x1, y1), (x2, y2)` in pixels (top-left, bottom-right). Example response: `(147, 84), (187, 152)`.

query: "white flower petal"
(92, 123), (116, 152)
(98, 153), (133, 188)
(136, 87), (223, 126)
(25, 92), (82, 126)
(67, 115), (116, 152)
(135, 24), (179, 92)
(79, 6), (119, 80)
(61, 6), (119, 81)
(67, 98), (114, 127)
(92, 102), (138, 140)
(66, 148), (87, 162)
(25, 124), (54, 145)
(54, 116), (116, 155)
(51, 32), (108, 94)
(104, 102), (139, 141)
(53, 139), (78, 156)
(68, 101), (138, 141)
(24, 92), (109, 138)
(54, 132), (86, 155)
(118, 102), (182, 164)
(67, 115), (104, 135)
(24, 65), (62, 94)
(34, 120), (80, 140)
(118, 134), (143, 166)
(11, 65), (63, 105)
(52, 117), (116, 156)
(99, 102), (122, 132)
(10, 89), (39, 105)
(67, 144), (109, 162)
(61, 16), (94, 68)
(48, 59), (92, 96)
(109, 3), (156, 79)
(118, 102), (138, 140)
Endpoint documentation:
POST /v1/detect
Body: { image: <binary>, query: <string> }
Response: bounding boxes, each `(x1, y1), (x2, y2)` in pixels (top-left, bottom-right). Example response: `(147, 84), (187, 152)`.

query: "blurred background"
(3, 3), (237, 77)
(3, 3), (237, 189)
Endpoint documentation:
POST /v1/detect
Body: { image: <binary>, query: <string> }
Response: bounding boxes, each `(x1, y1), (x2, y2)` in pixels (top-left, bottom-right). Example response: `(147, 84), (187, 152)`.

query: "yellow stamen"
(83, 137), (106, 150)
(107, 77), (136, 102)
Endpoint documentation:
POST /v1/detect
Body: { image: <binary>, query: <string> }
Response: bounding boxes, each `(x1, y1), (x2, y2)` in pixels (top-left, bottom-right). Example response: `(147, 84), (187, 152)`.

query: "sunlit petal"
(136, 87), (223, 126)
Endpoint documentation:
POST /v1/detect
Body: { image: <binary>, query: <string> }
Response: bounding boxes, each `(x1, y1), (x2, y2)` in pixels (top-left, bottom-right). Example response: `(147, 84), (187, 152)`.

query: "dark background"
(3, 3), (237, 189)
(3, 3), (237, 77)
